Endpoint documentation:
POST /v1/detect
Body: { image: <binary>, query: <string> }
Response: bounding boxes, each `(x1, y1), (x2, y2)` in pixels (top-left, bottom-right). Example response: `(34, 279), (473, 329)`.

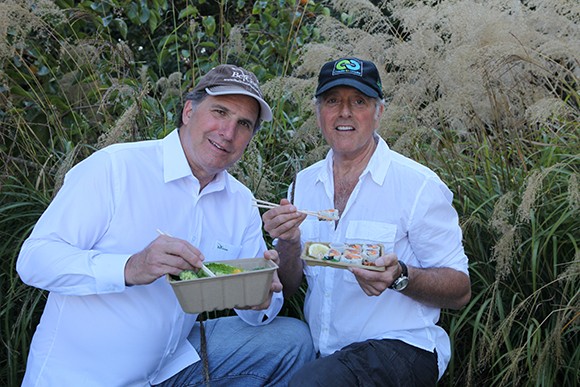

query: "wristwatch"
(389, 261), (409, 291)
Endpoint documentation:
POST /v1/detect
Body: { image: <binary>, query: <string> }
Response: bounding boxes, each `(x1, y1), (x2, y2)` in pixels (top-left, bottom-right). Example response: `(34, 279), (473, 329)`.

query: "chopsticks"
(156, 229), (216, 277)
(252, 199), (284, 210)
(252, 199), (336, 221)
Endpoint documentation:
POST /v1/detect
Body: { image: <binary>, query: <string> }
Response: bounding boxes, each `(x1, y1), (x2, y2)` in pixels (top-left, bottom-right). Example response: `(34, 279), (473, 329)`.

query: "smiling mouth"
(336, 125), (355, 131)
(209, 139), (228, 152)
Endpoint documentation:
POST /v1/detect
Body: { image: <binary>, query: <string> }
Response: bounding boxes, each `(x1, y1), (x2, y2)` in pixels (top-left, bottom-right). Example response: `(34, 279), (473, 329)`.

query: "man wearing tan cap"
(17, 64), (314, 387)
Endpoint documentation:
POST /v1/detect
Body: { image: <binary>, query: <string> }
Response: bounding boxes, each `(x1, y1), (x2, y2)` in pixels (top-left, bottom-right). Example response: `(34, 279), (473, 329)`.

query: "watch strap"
(389, 261), (409, 290)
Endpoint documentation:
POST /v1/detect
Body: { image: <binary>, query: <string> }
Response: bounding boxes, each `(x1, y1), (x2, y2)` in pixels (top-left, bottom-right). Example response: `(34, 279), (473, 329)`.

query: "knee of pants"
(289, 356), (353, 387)
(271, 317), (314, 356)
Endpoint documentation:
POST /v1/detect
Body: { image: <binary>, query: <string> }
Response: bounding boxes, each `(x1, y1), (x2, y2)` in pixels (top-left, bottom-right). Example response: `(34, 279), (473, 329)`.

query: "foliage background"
(1, 0), (578, 386)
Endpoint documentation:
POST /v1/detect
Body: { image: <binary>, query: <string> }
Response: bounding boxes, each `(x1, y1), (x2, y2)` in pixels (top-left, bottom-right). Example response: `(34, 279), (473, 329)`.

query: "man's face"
(317, 86), (383, 159)
(179, 93), (259, 187)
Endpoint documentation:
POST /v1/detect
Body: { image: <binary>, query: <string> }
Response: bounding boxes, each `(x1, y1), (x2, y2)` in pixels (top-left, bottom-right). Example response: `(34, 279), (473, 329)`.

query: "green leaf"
(101, 14), (113, 27)
(149, 11), (159, 32)
(200, 41), (217, 49)
(179, 5), (199, 19)
(113, 18), (128, 39)
(139, 1), (151, 24)
(202, 16), (216, 36)
(127, 3), (138, 21)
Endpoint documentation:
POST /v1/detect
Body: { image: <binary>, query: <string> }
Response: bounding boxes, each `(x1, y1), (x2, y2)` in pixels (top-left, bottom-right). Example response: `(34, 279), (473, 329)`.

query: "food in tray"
(306, 242), (383, 267)
(252, 199), (340, 222)
(178, 262), (244, 280)
(308, 243), (331, 259)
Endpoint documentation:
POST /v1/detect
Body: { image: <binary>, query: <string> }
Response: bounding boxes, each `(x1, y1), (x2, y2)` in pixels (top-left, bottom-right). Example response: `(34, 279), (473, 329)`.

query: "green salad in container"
(179, 262), (244, 280)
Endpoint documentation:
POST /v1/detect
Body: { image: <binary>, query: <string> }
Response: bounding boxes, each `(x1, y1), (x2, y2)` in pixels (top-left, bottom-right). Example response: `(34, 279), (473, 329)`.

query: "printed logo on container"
(332, 59), (363, 77)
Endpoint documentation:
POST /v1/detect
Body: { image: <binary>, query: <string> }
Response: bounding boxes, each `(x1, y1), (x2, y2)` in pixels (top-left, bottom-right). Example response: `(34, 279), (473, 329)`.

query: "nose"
(218, 120), (237, 140)
(338, 101), (352, 117)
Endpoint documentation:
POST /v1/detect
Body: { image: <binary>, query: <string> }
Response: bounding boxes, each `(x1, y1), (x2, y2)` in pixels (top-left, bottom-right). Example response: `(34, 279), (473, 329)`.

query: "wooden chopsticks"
(252, 199), (337, 221)
(252, 199), (281, 210)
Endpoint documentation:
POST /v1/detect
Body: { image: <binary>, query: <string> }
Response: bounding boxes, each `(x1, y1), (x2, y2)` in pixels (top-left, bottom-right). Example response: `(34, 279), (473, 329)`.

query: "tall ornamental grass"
(263, 0), (579, 385)
(0, 0), (326, 385)
(1, 0), (578, 386)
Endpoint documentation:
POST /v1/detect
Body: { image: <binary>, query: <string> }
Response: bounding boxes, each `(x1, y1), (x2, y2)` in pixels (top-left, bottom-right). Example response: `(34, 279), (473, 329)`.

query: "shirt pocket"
(345, 221), (398, 253)
(207, 240), (242, 261)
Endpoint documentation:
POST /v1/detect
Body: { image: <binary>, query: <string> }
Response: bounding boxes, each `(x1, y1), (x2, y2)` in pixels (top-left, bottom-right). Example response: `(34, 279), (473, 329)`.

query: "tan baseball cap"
(192, 64), (273, 122)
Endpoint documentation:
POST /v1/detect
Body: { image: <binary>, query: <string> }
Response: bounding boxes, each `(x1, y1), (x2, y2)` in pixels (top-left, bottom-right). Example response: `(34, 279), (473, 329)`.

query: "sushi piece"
(329, 242), (347, 253)
(323, 248), (342, 262)
(341, 251), (363, 265)
(346, 244), (363, 253)
(317, 209), (340, 221)
(363, 248), (380, 263)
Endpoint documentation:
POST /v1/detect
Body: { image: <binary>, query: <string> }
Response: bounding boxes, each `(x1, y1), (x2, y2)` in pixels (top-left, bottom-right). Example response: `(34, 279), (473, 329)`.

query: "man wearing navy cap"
(261, 57), (472, 385)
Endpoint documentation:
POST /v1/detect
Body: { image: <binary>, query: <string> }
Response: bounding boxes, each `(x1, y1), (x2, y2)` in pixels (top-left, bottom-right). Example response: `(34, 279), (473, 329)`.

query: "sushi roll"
(346, 244), (362, 253)
(329, 242), (347, 253)
(363, 248), (380, 263)
(323, 248), (342, 262)
(318, 209), (340, 221)
(341, 251), (363, 265)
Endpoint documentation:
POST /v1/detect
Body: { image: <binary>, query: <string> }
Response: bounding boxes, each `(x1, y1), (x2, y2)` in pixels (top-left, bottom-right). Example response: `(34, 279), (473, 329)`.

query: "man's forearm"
(404, 266), (471, 310)
(276, 238), (304, 298)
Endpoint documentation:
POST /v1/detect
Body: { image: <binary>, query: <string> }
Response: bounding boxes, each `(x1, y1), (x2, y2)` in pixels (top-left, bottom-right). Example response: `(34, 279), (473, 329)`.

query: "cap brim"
(315, 79), (380, 98)
(206, 86), (273, 122)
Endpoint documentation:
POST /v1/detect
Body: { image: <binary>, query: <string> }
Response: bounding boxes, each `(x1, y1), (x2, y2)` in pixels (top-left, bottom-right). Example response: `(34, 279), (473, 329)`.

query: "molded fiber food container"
(167, 257), (278, 314)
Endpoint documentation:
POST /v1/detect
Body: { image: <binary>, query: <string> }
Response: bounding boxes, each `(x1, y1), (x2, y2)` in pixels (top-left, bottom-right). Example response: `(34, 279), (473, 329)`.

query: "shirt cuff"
(91, 252), (132, 293)
(234, 291), (284, 325)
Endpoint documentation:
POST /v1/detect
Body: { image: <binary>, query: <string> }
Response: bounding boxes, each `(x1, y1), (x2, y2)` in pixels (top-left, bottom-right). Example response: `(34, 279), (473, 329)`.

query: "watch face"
(394, 277), (409, 291)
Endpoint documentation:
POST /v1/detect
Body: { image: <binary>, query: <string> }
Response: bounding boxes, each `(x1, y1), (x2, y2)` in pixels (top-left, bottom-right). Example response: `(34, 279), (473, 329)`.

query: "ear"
(379, 102), (385, 115)
(182, 100), (193, 125)
(376, 102), (385, 120)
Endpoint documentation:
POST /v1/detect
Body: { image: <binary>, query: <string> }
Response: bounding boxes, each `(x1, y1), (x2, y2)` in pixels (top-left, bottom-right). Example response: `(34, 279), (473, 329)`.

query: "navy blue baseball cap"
(315, 58), (384, 99)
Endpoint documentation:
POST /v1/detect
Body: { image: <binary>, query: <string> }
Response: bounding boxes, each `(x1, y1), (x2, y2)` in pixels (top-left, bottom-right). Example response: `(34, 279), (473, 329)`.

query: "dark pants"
(289, 339), (438, 387)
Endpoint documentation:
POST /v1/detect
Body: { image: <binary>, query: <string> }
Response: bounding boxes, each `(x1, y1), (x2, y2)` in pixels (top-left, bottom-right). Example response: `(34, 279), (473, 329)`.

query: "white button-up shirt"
(292, 136), (469, 379)
(17, 129), (282, 387)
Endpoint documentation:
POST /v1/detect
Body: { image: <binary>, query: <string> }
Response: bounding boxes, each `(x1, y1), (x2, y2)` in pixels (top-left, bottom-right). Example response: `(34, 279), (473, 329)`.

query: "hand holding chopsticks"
(156, 229), (216, 277)
(252, 199), (340, 221)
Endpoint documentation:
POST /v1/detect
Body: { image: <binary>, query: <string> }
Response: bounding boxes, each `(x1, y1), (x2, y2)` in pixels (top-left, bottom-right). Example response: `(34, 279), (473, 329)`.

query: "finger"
(262, 205), (301, 227)
(156, 236), (205, 269)
(164, 238), (203, 260)
(248, 290), (273, 310)
(265, 214), (305, 239)
(376, 253), (397, 268)
(350, 268), (390, 296)
(270, 276), (283, 293)
(264, 249), (280, 265)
